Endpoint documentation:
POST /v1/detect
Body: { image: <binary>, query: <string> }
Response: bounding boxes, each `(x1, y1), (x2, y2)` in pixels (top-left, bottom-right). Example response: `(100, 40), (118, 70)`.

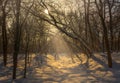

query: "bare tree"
(13, 0), (21, 79)
(95, 0), (112, 67)
(1, 0), (8, 66)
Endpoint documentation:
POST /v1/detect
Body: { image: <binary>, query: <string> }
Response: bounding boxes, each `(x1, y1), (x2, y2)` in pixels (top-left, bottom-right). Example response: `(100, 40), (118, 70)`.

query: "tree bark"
(95, 0), (112, 68)
(100, 16), (112, 68)
(1, 1), (8, 66)
(24, 28), (30, 78)
(13, 0), (21, 79)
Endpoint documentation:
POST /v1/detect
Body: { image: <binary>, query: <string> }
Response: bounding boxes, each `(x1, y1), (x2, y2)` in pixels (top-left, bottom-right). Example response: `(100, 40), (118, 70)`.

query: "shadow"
(0, 56), (13, 83)
(0, 55), (27, 83)
(86, 53), (120, 83)
(16, 54), (90, 83)
(1, 53), (120, 83)
(22, 64), (89, 83)
(14, 53), (120, 83)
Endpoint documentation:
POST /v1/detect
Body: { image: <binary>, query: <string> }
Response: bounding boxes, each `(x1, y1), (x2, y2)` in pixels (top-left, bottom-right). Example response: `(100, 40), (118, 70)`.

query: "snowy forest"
(0, 0), (120, 83)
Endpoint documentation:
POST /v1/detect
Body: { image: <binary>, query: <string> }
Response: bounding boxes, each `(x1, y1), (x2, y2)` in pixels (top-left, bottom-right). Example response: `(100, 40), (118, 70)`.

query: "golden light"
(44, 9), (49, 14)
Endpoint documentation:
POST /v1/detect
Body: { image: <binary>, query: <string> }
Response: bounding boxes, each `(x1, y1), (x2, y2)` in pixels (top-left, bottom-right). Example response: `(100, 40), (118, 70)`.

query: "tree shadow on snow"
(86, 53), (120, 83)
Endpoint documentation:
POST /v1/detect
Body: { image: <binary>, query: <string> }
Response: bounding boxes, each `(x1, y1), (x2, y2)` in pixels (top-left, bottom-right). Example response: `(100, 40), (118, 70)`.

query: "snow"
(0, 53), (120, 83)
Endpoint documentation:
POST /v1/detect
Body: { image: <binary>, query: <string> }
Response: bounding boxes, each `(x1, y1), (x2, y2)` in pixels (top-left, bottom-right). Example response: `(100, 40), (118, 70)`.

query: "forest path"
(1, 53), (120, 83)
(22, 54), (89, 83)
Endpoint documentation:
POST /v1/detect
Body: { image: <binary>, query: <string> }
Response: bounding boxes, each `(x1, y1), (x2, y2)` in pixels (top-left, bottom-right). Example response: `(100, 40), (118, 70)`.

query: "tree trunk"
(101, 17), (112, 68)
(24, 42), (29, 78)
(95, 0), (112, 68)
(2, 6), (8, 66)
(13, 0), (21, 79)
(107, 0), (113, 52)
(24, 29), (30, 78)
(118, 32), (120, 52)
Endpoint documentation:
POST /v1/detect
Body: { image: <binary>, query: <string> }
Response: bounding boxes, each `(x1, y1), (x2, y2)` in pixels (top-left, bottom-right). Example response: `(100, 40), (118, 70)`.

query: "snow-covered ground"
(0, 53), (120, 83)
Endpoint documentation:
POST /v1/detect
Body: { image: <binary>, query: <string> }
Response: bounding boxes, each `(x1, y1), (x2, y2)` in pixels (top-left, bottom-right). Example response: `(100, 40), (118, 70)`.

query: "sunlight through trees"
(0, 0), (120, 82)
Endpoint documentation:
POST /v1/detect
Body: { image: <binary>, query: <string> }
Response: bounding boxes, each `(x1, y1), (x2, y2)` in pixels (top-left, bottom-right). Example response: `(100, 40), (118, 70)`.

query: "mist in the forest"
(50, 32), (73, 61)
